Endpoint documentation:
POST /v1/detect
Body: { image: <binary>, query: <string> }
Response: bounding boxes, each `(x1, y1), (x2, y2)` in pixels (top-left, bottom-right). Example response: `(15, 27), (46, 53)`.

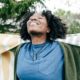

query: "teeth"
(30, 22), (39, 25)
(30, 22), (36, 25)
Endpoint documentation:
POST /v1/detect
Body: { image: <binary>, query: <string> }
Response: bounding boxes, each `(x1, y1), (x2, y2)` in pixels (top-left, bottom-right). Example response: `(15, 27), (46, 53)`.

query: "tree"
(0, 0), (45, 33)
(54, 9), (80, 34)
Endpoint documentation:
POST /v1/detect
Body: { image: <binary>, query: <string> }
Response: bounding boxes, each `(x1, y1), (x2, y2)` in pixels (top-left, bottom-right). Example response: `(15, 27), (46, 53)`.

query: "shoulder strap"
(59, 42), (80, 80)
(14, 43), (25, 80)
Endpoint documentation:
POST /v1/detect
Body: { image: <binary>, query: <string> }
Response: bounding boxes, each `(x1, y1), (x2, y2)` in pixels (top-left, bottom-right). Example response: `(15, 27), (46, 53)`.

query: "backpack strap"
(14, 43), (25, 80)
(59, 42), (80, 80)
(2, 51), (11, 80)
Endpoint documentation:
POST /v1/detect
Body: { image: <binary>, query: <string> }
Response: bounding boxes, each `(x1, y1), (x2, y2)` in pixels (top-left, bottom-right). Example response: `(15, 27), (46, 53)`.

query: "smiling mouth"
(29, 21), (40, 26)
(30, 22), (37, 25)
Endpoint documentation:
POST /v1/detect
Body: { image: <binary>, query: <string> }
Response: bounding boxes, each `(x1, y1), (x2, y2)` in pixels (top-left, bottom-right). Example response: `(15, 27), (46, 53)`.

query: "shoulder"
(51, 40), (62, 49)
(18, 41), (31, 49)
(58, 41), (80, 56)
(58, 41), (80, 49)
(15, 41), (31, 55)
(50, 41), (64, 53)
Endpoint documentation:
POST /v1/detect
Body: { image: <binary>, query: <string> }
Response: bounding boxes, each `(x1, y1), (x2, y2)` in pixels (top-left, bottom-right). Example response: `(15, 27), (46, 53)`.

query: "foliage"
(0, 1), (80, 34)
(0, 0), (44, 20)
(0, 0), (45, 33)
(54, 9), (80, 34)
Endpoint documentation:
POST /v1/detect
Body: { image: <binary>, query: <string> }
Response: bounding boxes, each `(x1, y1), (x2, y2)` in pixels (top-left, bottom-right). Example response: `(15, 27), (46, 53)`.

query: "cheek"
(27, 20), (48, 32)
(38, 26), (48, 33)
(27, 24), (41, 32)
(40, 22), (48, 31)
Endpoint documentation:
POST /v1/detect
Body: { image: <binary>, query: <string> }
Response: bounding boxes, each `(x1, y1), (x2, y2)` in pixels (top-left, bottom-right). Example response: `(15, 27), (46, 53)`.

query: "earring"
(47, 31), (49, 33)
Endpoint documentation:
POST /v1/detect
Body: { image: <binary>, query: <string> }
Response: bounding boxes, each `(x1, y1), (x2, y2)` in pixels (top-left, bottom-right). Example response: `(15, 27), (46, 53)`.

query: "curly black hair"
(20, 10), (67, 41)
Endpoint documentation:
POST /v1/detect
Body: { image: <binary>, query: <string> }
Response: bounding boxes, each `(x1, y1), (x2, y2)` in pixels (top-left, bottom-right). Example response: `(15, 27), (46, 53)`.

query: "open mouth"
(30, 22), (37, 25)
(29, 21), (40, 26)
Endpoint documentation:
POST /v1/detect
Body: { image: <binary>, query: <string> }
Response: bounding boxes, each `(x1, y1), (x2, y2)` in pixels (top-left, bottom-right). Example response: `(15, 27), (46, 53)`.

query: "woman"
(14, 10), (80, 80)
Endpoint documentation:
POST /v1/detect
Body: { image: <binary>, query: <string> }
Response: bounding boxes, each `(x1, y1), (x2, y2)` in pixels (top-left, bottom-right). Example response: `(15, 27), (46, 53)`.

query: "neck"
(31, 35), (47, 45)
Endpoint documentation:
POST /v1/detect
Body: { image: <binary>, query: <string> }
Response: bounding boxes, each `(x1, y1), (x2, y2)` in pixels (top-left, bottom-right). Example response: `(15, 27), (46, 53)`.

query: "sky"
(0, 0), (80, 13)
(44, 0), (80, 13)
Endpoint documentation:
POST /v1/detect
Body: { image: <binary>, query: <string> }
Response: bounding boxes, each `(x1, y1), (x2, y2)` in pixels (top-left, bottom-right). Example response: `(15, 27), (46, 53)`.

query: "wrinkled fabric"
(16, 41), (64, 80)
(14, 42), (80, 80)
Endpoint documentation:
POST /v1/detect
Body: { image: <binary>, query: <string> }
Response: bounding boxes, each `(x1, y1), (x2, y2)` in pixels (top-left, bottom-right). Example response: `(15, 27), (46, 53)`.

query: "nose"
(27, 17), (37, 25)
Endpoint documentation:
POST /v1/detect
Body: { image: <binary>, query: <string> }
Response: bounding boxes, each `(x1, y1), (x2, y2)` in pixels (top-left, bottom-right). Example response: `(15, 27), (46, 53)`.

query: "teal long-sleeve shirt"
(16, 41), (64, 80)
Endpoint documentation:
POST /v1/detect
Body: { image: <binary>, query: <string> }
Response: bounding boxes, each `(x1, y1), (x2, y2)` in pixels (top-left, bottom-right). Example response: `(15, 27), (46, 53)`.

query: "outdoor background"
(0, 0), (80, 34)
(0, 1), (80, 80)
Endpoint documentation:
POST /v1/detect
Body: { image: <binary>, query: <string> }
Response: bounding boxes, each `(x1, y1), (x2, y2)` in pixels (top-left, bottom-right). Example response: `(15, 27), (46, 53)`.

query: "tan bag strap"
(2, 51), (10, 80)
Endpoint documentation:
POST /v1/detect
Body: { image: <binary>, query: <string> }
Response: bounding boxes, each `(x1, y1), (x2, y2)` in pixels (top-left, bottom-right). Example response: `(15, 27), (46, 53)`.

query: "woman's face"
(27, 13), (50, 35)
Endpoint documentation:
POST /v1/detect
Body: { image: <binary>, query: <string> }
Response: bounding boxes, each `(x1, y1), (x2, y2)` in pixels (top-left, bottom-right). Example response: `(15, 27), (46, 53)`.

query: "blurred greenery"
(0, 0), (45, 20)
(0, 1), (80, 34)
(0, 0), (45, 33)
(54, 9), (80, 34)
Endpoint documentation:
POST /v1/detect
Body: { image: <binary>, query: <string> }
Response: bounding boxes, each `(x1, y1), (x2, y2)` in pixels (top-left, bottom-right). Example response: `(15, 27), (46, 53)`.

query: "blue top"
(16, 41), (64, 80)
